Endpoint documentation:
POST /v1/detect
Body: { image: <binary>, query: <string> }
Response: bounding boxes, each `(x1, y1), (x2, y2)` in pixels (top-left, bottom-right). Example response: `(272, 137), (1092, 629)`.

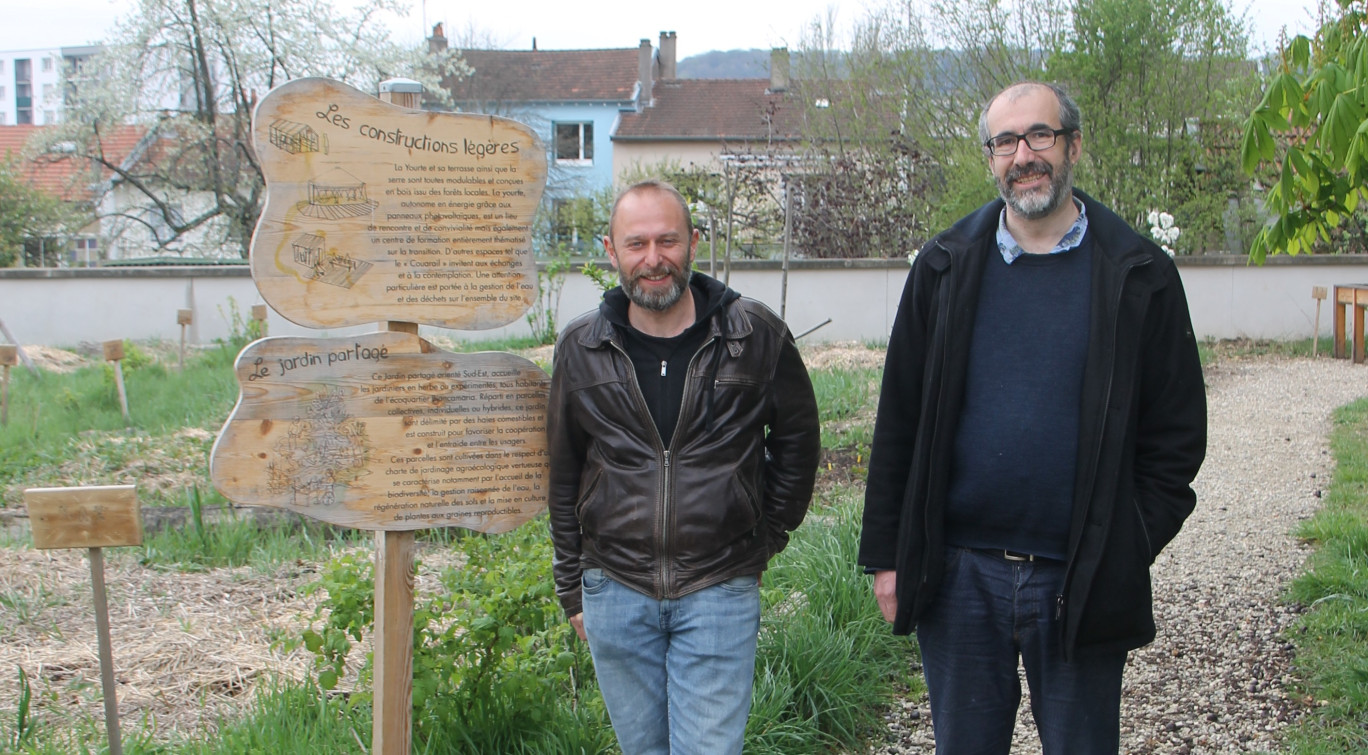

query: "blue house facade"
(430, 28), (679, 251)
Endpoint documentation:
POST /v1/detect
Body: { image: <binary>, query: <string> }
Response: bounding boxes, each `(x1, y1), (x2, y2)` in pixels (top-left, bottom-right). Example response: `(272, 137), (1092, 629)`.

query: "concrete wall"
(2, 255), (1366, 348)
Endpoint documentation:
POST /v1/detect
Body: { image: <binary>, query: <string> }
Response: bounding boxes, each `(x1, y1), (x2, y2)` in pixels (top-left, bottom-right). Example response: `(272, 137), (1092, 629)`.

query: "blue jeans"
(916, 548), (1126, 755)
(581, 568), (760, 755)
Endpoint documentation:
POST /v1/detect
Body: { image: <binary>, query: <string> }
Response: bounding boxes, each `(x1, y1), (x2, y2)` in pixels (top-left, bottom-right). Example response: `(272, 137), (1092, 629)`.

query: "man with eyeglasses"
(859, 81), (1206, 752)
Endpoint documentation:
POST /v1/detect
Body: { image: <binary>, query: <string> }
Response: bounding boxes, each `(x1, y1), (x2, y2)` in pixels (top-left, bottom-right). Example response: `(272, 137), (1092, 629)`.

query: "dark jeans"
(916, 547), (1126, 754)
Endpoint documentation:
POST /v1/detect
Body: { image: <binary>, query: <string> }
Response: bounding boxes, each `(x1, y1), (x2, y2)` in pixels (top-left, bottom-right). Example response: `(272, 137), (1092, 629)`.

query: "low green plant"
(527, 246), (575, 345)
(747, 496), (914, 752)
(580, 261), (617, 293)
(181, 680), (367, 754)
(140, 486), (362, 571)
(298, 521), (612, 753)
(1282, 397), (1368, 752)
(7, 666), (34, 748)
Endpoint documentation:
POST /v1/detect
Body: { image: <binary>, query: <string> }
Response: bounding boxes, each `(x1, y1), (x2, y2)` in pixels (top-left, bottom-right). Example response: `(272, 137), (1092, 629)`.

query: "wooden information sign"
(250, 77), (547, 330)
(215, 77), (550, 754)
(26, 485), (143, 549)
(25, 484), (142, 755)
(210, 330), (550, 532)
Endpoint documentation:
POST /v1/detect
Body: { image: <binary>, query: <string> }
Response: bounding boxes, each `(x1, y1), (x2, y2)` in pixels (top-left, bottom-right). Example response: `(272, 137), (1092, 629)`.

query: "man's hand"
(873, 570), (898, 623)
(569, 612), (586, 641)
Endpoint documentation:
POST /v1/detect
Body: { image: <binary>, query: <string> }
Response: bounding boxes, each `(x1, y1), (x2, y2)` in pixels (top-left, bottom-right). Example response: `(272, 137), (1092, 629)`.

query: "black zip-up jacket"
(548, 273), (821, 617)
(858, 191), (1207, 658)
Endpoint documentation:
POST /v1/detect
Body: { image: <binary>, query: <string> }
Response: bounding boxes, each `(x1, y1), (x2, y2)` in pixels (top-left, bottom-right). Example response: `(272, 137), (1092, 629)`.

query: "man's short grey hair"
(607, 179), (694, 240)
(977, 82), (1083, 145)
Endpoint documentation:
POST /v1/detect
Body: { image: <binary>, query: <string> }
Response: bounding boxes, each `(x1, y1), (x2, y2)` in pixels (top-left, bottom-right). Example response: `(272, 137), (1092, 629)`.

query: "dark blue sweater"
(944, 236), (1093, 560)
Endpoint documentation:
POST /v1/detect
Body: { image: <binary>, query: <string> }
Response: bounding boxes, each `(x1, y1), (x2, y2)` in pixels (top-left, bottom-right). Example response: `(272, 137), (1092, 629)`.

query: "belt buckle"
(1002, 550), (1034, 562)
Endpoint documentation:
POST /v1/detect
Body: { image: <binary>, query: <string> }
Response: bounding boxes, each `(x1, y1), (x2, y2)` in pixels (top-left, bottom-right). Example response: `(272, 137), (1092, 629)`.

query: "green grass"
(1281, 396), (1368, 752)
(0, 339), (240, 507)
(809, 366), (880, 452)
(139, 486), (368, 572)
(0, 345), (910, 753)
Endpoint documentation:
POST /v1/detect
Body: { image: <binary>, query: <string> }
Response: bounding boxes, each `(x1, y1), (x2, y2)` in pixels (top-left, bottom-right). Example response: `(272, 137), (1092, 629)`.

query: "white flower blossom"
(1146, 209), (1182, 256)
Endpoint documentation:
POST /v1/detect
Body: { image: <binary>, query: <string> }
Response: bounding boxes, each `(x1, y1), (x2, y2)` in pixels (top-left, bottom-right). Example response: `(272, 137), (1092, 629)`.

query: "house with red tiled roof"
(0, 124), (151, 264)
(429, 26), (669, 207)
(612, 48), (805, 180)
(0, 123), (225, 265)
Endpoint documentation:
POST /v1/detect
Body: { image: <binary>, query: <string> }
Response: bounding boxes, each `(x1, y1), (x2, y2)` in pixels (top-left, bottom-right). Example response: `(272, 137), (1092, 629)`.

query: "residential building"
(612, 47), (804, 178)
(0, 46), (103, 126)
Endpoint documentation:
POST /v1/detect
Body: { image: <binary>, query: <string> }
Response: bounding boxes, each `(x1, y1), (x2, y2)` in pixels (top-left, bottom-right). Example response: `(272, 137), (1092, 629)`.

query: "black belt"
(975, 548), (1051, 562)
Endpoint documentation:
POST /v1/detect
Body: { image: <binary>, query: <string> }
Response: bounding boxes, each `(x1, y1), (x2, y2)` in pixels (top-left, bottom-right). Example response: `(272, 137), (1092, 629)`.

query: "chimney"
(638, 38), (654, 108)
(770, 47), (790, 93)
(658, 31), (677, 80)
(428, 22), (447, 54)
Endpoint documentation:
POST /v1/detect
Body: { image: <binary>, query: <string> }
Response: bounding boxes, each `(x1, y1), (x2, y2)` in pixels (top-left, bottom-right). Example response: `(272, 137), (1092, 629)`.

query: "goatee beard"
(999, 157), (1074, 220)
(622, 264), (692, 312)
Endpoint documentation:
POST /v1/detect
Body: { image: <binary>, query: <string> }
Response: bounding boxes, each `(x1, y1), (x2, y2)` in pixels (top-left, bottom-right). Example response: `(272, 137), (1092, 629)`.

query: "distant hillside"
(678, 49), (771, 79)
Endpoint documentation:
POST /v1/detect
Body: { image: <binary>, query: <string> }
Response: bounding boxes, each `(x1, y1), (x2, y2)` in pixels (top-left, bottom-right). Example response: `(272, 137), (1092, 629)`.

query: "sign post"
(0, 344), (15, 426)
(177, 309), (193, 369)
(103, 340), (130, 423)
(211, 76), (547, 753)
(24, 485), (142, 755)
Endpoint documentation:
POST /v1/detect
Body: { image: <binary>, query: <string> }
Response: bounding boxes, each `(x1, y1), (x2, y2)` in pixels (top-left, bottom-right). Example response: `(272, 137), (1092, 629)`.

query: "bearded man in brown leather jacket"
(547, 179), (821, 755)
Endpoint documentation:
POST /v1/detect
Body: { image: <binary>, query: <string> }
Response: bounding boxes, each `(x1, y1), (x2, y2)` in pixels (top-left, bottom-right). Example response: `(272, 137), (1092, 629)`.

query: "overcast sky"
(0, 0), (1329, 60)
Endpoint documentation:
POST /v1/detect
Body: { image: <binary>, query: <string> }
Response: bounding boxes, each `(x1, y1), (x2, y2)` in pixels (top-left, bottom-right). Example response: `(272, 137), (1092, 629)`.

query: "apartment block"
(0, 45), (102, 126)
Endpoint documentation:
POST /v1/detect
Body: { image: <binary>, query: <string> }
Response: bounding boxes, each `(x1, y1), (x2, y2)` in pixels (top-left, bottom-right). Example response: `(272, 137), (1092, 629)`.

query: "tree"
(1050, 0), (1259, 245)
(0, 156), (71, 267)
(790, 0), (1259, 257)
(32, 0), (464, 260)
(1241, 0), (1368, 261)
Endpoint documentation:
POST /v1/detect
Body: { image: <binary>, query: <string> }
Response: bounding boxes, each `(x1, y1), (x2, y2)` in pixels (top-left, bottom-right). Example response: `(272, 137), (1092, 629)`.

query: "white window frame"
(553, 121), (593, 165)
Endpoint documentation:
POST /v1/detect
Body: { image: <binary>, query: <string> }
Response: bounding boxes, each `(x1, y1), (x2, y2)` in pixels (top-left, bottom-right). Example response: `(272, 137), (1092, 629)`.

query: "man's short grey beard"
(622, 268), (692, 312)
(1001, 157), (1074, 221)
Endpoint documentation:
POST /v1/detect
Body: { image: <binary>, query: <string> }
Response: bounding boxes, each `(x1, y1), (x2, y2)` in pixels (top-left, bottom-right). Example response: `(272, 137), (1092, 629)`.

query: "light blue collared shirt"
(995, 198), (1089, 264)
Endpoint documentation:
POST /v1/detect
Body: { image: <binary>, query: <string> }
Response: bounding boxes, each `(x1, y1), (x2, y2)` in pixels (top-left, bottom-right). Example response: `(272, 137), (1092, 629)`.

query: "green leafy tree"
(791, 0), (1258, 256)
(0, 156), (71, 267)
(32, 0), (465, 259)
(1241, 0), (1368, 261)
(1049, 0), (1259, 245)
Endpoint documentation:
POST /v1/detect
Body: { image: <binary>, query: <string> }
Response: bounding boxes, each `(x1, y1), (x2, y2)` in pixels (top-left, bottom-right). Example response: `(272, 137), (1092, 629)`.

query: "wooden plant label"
(103, 340), (124, 362)
(251, 77), (547, 330)
(0, 345), (16, 366)
(177, 309), (194, 326)
(25, 485), (143, 550)
(210, 330), (549, 532)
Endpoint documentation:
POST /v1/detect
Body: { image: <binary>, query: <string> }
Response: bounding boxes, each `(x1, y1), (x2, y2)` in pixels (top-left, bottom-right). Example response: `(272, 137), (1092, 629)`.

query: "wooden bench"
(1333, 284), (1368, 363)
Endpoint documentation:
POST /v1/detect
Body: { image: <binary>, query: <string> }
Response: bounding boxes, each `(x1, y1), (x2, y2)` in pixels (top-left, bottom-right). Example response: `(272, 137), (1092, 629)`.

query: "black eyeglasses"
(984, 128), (1075, 156)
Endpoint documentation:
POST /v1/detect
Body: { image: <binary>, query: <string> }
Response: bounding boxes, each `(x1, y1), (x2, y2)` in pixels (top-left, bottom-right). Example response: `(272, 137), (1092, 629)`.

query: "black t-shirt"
(621, 294), (710, 445)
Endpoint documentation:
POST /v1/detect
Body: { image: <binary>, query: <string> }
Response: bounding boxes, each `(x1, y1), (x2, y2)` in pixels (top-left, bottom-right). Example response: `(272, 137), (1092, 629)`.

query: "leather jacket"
(548, 274), (821, 617)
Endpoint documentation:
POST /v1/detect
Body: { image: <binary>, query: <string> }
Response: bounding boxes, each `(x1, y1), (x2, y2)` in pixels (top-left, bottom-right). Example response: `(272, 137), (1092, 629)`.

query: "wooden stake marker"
(212, 76), (547, 754)
(177, 309), (193, 370)
(0, 344), (15, 426)
(103, 340), (130, 423)
(25, 484), (142, 755)
(1312, 286), (1328, 358)
(250, 304), (269, 337)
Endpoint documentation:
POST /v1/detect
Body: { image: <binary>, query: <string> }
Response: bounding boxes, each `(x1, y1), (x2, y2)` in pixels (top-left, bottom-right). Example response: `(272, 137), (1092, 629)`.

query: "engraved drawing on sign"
(268, 118), (328, 154)
(265, 387), (371, 507)
(291, 232), (372, 288)
(296, 167), (378, 220)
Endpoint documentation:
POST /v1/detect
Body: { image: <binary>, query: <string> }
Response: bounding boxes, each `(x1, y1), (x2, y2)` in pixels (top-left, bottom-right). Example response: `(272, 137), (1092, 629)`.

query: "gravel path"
(866, 355), (1368, 754)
